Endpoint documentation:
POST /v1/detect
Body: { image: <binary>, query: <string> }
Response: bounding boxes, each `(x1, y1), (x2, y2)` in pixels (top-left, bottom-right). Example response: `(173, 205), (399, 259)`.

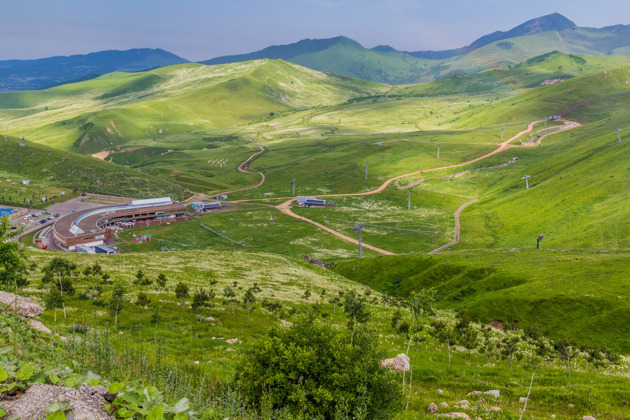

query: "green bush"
(235, 313), (404, 419)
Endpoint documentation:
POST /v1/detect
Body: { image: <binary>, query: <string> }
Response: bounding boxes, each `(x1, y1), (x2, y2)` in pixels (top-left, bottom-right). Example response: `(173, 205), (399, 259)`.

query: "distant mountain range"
(2, 13), (630, 91)
(0, 49), (188, 91)
(201, 13), (630, 84)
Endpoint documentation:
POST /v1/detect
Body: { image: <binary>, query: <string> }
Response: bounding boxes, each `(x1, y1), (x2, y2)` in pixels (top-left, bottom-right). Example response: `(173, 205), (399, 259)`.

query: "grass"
(12, 248), (630, 419)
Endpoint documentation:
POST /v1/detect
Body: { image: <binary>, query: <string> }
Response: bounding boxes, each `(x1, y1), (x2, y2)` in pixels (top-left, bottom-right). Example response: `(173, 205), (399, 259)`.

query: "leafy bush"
(235, 313), (404, 419)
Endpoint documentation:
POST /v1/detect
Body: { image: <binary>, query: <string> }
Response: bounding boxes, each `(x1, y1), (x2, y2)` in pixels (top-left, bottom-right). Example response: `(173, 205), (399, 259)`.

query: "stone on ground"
(427, 403), (438, 414)
(0, 291), (44, 318)
(380, 353), (410, 372)
(485, 390), (501, 397)
(437, 413), (471, 420)
(1, 383), (113, 420)
(27, 319), (51, 334)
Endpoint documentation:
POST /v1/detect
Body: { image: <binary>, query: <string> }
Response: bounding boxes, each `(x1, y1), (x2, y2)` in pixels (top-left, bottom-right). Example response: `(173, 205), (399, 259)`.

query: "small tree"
(430, 319), (456, 371)
(156, 273), (167, 289)
(109, 284), (126, 325)
(236, 313), (403, 418)
(192, 289), (210, 322)
(175, 282), (189, 308)
(0, 216), (28, 291)
(42, 257), (75, 319)
(554, 335), (579, 377)
(407, 289), (436, 354)
(500, 331), (522, 374)
(136, 291), (151, 307)
(329, 295), (341, 315)
(45, 284), (63, 322)
(242, 287), (257, 327)
(223, 284), (238, 318)
(455, 309), (479, 361)
(343, 290), (370, 344)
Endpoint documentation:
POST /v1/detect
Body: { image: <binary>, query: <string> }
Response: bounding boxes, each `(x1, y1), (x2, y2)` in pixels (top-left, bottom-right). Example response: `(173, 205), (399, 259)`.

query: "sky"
(1, 0), (629, 61)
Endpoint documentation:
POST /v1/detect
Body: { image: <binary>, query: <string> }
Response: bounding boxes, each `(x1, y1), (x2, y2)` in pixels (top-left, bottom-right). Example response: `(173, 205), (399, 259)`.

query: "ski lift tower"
(615, 128), (622, 144)
(365, 160), (369, 180)
(324, 217), (437, 258)
(437, 143), (441, 158)
(407, 190), (412, 210)
(291, 178), (296, 196)
(521, 175), (532, 190)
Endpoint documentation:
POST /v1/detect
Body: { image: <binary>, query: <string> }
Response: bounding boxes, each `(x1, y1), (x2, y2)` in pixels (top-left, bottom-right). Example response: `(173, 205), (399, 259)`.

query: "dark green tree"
(45, 284), (63, 322)
(430, 319), (456, 371)
(136, 291), (151, 307)
(343, 290), (370, 344)
(0, 217), (27, 292)
(223, 283), (238, 318)
(192, 289), (210, 322)
(42, 257), (75, 319)
(109, 284), (126, 325)
(242, 287), (257, 327)
(156, 273), (167, 289)
(175, 282), (189, 308)
(236, 313), (403, 419)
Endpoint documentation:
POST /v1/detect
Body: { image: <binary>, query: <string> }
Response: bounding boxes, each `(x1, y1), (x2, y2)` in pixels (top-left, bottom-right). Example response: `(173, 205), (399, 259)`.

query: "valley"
(1, 11), (630, 419)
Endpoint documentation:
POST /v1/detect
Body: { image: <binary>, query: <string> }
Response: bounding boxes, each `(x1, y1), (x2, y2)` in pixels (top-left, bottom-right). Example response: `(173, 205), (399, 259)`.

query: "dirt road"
(274, 120), (578, 256)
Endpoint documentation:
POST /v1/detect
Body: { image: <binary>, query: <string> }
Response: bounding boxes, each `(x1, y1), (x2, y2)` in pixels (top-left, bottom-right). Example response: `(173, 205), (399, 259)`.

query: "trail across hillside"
(256, 120), (577, 255)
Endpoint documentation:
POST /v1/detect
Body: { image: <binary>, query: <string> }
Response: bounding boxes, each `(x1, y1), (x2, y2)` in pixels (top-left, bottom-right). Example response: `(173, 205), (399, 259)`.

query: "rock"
(490, 407), (502, 412)
(438, 389), (444, 394)
(380, 353), (410, 372)
(439, 402), (449, 408)
(569, 404), (575, 409)
(427, 403), (438, 414)
(519, 397), (528, 404)
(226, 338), (240, 344)
(27, 319), (51, 334)
(485, 390), (501, 398)
(302, 256), (337, 269)
(437, 413), (471, 420)
(550, 415), (556, 419)
(193, 361), (200, 365)
(2, 383), (114, 419)
(582, 417), (596, 420)
(457, 400), (469, 406)
(467, 391), (482, 396)
(0, 291), (44, 317)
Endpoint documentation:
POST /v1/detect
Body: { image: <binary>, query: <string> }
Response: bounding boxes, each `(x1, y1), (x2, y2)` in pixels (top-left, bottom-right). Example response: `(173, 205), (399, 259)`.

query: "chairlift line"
(323, 217), (437, 234)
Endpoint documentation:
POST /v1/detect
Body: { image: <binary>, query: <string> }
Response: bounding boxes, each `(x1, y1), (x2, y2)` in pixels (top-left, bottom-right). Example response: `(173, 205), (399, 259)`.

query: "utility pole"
(407, 190), (412, 210)
(437, 143), (441, 158)
(365, 160), (369, 180)
(353, 224), (365, 258)
(521, 175), (532, 190)
(291, 178), (296, 196)
(501, 126), (505, 139)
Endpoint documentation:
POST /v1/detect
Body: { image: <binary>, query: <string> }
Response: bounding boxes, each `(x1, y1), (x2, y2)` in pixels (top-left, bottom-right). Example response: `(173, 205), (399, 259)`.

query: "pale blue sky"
(1, 0), (629, 60)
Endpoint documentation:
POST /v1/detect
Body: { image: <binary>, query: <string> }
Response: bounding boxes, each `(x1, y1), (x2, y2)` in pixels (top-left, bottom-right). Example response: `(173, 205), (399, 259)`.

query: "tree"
(42, 257), (75, 319)
(223, 283), (238, 318)
(45, 284), (63, 322)
(455, 309), (479, 360)
(174, 282), (189, 308)
(406, 289), (436, 355)
(156, 273), (167, 289)
(136, 291), (151, 307)
(0, 216), (28, 291)
(235, 313), (403, 419)
(343, 290), (370, 344)
(430, 319), (456, 371)
(554, 335), (579, 377)
(329, 294), (341, 315)
(500, 331), (522, 374)
(242, 287), (257, 327)
(109, 284), (126, 325)
(192, 289), (209, 322)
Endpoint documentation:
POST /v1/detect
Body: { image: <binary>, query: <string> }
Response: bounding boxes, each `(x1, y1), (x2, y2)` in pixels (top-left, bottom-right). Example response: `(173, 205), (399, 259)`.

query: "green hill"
(0, 135), (189, 200)
(0, 60), (388, 154)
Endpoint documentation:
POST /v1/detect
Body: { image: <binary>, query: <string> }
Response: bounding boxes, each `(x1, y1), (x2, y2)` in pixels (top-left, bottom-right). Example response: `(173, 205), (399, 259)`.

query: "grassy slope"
(333, 249), (630, 352)
(0, 60), (388, 154)
(0, 135), (189, 200)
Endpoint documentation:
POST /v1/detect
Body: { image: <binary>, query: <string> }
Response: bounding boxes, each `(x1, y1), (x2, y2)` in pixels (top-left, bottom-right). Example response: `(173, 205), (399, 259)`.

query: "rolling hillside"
(0, 60), (388, 154)
(200, 14), (630, 85)
(0, 48), (188, 92)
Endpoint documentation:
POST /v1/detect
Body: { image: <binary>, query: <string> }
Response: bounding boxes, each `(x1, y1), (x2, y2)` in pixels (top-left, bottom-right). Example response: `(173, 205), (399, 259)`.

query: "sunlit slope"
(0, 135), (189, 199)
(332, 250), (630, 352)
(0, 60), (388, 153)
(391, 52), (630, 97)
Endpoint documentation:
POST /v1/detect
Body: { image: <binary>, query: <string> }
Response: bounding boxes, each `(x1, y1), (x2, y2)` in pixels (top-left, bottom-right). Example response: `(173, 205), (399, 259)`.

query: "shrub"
(235, 313), (403, 419)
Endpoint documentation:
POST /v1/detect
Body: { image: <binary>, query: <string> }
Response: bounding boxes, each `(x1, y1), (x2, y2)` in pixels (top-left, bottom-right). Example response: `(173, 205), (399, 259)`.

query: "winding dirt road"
(256, 120), (577, 255)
